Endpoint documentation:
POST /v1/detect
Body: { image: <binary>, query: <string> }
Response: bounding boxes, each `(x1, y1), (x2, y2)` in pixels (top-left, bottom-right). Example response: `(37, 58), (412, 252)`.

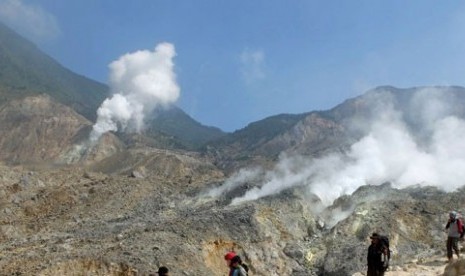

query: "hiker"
(446, 211), (464, 262)
(225, 251), (248, 276)
(149, 266), (169, 276)
(367, 233), (389, 276)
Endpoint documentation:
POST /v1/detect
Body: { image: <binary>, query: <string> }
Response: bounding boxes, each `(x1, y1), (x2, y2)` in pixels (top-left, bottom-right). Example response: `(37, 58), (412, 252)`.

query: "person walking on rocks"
(225, 251), (248, 276)
(367, 233), (389, 276)
(446, 211), (464, 262)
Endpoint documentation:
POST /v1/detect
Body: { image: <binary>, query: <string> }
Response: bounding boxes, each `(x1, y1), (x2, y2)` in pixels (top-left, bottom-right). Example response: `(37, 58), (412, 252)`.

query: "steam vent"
(1, 4), (465, 275)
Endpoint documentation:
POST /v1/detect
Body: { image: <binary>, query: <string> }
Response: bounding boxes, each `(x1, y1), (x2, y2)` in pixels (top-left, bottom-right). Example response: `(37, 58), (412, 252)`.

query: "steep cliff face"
(0, 95), (122, 165)
(0, 95), (88, 163)
(256, 112), (348, 157)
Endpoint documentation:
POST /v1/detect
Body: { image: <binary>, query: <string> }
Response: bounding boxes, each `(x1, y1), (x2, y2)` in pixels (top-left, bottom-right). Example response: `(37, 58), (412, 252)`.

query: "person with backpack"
(446, 211), (464, 262)
(367, 233), (389, 276)
(224, 251), (248, 276)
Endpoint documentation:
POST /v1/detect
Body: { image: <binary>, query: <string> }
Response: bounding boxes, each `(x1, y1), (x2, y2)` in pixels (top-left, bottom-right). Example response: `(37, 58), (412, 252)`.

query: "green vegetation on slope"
(0, 21), (108, 121)
(146, 106), (226, 150)
(209, 113), (308, 149)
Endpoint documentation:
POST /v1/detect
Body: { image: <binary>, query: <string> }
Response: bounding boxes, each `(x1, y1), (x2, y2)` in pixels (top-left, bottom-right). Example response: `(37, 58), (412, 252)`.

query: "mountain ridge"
(0, 21), (108, 121)
(0, 21), (225, 149)
(205, 85), (465, 171)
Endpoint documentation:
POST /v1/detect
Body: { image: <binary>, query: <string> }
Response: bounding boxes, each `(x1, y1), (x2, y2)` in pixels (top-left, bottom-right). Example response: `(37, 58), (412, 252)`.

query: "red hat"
(224, 251), (237, 260)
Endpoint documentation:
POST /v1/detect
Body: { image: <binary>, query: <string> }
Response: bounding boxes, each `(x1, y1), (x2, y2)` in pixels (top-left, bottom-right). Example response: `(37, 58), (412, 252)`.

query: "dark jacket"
(367, 243), (385, 270)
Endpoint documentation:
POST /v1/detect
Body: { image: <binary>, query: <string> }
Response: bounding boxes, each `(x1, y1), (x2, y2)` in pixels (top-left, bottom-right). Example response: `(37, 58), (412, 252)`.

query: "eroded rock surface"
(1, 162), (463, 275)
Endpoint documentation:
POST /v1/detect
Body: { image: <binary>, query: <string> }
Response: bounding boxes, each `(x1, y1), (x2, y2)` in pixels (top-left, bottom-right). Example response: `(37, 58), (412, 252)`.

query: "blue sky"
(1, 0), (465, 131)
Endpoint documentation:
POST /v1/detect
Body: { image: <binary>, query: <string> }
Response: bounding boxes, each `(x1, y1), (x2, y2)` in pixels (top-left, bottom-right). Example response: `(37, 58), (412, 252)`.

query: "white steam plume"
(206, 168), (263, 197)
(90, 43), (180, 142)
(209, 88), (465, 206)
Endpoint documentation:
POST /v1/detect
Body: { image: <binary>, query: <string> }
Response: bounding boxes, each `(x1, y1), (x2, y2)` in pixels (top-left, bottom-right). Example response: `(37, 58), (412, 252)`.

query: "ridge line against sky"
(1, 0), (465, 131)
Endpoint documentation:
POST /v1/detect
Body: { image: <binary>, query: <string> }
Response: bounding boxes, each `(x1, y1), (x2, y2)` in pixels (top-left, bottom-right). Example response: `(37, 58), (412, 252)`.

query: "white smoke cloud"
(206, 167), (263, 197)
(209, 87), (465, 206)
(90, 43), (180, 142)
(0, 0), (60, 42)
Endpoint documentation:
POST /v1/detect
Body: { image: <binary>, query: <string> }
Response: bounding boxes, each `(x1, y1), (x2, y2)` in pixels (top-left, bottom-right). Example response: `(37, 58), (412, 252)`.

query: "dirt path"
(354, 256), (449, 276)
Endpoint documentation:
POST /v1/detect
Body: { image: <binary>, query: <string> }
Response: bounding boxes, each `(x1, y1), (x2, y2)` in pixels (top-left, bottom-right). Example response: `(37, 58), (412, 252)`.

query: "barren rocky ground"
(1, 159), (465, 275)
(1, 86), (464, 276)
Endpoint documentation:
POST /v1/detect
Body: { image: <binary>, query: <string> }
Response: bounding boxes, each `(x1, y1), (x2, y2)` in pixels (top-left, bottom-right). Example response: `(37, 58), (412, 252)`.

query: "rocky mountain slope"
(0, 94), (122, 165)
(1, 163), (463, 275)
(1, 86), (465, 275)
(146, 106), (226, 150)
(206, 86), (465, 171)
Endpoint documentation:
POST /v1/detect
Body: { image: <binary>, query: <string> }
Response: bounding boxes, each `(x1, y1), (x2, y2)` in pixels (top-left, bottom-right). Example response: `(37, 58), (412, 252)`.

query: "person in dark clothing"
(367, 233), (388, 276)
(149, 266), (169, 276)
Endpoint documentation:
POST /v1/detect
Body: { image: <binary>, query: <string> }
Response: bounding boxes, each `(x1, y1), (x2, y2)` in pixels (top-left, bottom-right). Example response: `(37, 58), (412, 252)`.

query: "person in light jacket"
(446, 211), (464, 262)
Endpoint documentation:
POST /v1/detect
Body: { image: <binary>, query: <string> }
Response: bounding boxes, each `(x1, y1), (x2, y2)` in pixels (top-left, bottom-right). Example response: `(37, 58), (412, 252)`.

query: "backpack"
(459, 218), (465, 238)
(379, 235), (391, 272)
